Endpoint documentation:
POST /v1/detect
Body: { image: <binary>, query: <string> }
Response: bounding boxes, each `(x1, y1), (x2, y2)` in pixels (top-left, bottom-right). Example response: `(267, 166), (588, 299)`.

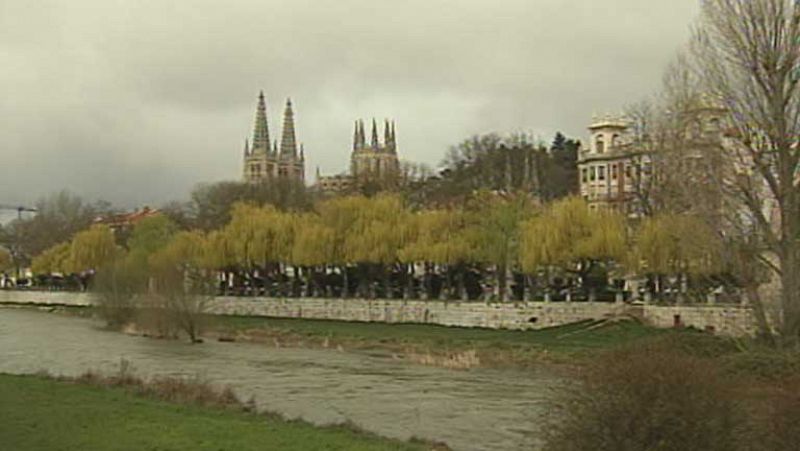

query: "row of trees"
(32, 194), (726, 304)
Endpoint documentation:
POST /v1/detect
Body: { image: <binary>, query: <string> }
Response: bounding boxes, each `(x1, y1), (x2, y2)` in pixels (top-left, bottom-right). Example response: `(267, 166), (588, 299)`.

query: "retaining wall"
(0, 291), (757, 336)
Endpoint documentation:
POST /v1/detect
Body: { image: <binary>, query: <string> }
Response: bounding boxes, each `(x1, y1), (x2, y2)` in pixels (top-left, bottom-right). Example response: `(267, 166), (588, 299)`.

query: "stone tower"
(350, 118), (399, 180)
(243, 92), (305, 183)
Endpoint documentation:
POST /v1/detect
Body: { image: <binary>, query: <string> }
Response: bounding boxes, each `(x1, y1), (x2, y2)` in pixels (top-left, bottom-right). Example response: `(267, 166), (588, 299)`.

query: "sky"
(0, 0), (700, 209)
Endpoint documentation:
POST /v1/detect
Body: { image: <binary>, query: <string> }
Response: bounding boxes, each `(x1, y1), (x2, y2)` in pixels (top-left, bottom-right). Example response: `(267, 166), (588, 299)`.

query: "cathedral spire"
(390, 121), (397, 153)
(384, 119), (391, 148)
(280, 98), (298, 159)
(371, 118), (379, 149)
(358, 120), (366, 148)
(244, 138), (250, 157)
(353, 120), (360, 150)
(251, 91), (270, 153)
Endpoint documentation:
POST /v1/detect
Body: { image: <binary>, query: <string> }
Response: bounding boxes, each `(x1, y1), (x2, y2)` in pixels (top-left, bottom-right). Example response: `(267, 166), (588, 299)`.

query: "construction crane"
(0, 204), (37, 280)
(0, 204), (38, 221)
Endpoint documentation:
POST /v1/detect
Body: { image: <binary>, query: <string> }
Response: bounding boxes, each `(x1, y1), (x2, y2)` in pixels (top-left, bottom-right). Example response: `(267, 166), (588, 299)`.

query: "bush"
(543, 340), (744, 451)
(747, 377), (800, 451)
(92, 258), (148, 327)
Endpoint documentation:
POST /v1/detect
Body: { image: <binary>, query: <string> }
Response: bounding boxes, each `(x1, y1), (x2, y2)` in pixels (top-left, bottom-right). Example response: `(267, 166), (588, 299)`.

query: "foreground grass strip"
(0, 374), (429, 451)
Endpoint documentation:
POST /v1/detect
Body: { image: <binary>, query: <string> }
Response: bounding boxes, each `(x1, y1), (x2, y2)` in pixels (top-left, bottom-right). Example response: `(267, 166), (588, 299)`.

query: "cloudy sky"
(0, 0), (700, 208)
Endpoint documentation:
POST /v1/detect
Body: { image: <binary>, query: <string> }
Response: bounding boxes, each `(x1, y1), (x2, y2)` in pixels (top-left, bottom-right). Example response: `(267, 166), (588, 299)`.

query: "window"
(596, 135), (605, 153)
(611, 164), (618, 180)
(611, 134), (620, 147)
(625, 164), (632, 178)
(590, 166), (596, 181)
(598, 166), (606, 181)
(582, 168), (588, 183)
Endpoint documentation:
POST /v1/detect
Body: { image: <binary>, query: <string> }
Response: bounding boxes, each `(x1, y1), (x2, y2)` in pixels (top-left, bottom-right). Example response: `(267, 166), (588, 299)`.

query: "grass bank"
(0, 372), (439, 451)
(12, 304), (671, 367)
(207, 314), (667, 368)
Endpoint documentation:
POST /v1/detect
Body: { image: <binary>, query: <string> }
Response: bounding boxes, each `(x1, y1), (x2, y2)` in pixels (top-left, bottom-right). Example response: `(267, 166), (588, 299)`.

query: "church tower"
(242, 92), (305, 184)
(350, 118), (399, 181)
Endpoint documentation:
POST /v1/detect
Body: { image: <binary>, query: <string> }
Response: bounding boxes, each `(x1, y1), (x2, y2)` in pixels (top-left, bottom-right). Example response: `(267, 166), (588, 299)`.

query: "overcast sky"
(0, 0), (700, 208)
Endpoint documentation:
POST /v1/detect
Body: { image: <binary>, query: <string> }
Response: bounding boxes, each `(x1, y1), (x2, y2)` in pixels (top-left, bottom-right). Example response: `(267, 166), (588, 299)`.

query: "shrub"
(543, 340), (744, 451)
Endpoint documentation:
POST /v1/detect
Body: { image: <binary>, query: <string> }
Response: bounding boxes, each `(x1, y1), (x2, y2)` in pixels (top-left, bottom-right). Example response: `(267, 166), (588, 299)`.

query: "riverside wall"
(0, 290), (757, 336)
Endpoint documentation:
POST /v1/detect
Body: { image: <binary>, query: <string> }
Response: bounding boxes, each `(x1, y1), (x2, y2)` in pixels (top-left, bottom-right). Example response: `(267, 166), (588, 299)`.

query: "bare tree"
(691, 0), (800, 342)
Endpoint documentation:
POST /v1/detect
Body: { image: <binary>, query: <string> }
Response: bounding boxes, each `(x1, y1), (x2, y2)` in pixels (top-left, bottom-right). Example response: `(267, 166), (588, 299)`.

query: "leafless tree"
(691, 0), (800, 342)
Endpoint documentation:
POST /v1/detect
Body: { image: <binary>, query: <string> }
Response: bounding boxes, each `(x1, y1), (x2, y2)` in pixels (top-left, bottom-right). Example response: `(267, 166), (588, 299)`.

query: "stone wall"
(642, 305), (756, 336)
(0, 291), (758, 336)
(0, 290), (93, 307)
(207, 297), (627, 330)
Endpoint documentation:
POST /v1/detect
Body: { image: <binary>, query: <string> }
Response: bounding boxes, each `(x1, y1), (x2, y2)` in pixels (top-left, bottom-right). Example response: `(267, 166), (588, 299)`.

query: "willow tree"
(126, 214), (179, 267)
(400, 208), (475, 300)
(469, 192), (535, 302)
(632, 214), (723, 302)
(147, 230), (213, 342)
(291, 213), (335, 297)
(222, 203), (296, 295)
(520, 197), (626, 300)
(340, 194), (411, 299)
(31, 242), (71, 275)
(316, 195), (370, 298)
(68, 225), (121, 274)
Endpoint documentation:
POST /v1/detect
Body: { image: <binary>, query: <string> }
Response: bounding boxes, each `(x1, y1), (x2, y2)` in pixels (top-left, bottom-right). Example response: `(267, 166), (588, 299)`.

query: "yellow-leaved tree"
(469, 192), (535, 301)
(0, 246), (13, 273)
(631, 214), (722, 302)
(31, 242), (71, 275)
(291, 212), (335, 296)
(67, 225), (121, 274)
(400, 208), (476, 300)
(341, 194), (411, 298)
(520, 197), (626, 300)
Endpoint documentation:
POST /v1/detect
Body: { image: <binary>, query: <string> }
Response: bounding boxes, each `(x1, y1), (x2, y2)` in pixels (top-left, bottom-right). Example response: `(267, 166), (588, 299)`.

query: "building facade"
(578, 115), (647, 214)
(578, 108), (729, 216)
(242, 92), (305, 183)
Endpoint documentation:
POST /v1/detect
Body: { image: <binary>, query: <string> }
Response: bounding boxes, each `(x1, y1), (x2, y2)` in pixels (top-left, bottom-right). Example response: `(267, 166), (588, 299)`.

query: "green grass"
(0, 374), (427, 451)
(212, 315), (669, 361)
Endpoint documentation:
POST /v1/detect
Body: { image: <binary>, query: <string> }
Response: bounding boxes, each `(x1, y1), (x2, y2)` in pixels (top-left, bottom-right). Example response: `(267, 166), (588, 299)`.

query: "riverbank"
(0, 372), (441, 451)
(19, 304), (669, 368)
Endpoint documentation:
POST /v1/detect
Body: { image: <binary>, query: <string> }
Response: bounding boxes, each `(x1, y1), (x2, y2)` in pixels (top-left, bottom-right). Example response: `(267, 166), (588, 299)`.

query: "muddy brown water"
(0, 307), (561, 451)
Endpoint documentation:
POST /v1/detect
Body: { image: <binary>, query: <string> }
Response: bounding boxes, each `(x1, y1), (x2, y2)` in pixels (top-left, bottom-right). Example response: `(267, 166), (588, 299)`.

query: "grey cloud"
(0, 0), (699, 207)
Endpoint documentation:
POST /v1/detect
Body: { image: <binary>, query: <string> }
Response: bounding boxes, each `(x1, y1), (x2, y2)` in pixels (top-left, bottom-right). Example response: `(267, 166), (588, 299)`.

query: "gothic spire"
(358, 120), (366, 148)
(252, 91), (270, 152)
(390, 121), (397, 153)
(280, 98), (298, 159)
(384, 119), (391, 148)
(244, 138), (250, 157)
(353, 120), (360, 150)
(371, 118), (379, 149)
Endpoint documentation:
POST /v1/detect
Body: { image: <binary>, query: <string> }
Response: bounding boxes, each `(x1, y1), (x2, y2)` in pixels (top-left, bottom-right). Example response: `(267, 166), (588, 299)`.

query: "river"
(0, 307), (560, 451)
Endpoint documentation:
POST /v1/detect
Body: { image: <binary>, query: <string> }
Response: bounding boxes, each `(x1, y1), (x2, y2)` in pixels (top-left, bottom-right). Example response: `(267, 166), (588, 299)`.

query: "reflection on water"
(0, 308), (558, 451)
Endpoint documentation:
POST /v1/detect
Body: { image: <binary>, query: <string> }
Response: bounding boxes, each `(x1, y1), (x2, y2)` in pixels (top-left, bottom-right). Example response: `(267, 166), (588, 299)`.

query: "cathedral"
(316, 118), (401, 193)
(350, 119), (400, 180)
(242, 92), (305, 183)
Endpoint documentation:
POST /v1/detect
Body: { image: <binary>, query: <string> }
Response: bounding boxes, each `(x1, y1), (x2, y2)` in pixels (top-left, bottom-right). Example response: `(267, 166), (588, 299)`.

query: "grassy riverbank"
(11, 304), (671, 367)
(0, 373), (434, 451)
(210, 315), (667, 367)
